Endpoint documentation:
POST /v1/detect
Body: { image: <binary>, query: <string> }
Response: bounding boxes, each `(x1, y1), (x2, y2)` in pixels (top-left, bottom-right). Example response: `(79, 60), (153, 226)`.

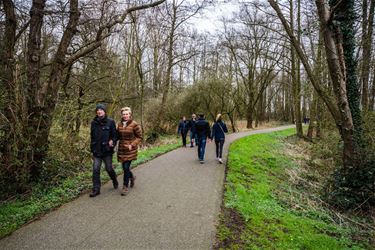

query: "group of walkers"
(89, 104), (142, 198)
(178, 113), (228, 164)
(89, 104), (229, 198)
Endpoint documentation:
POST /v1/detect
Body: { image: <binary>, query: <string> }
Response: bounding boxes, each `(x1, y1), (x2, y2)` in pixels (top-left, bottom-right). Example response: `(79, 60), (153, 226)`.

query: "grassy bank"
(215, 128), (370, 249)
(0, 136), (180, 239)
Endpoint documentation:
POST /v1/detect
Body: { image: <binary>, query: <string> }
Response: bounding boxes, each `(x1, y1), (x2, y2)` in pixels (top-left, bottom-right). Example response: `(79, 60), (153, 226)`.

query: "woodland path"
(1, 125), (294, 250)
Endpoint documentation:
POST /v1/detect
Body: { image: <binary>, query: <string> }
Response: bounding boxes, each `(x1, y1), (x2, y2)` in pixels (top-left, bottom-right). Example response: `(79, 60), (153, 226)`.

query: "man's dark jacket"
(90, 116), (117, 157)
(188, 118), (197, 134)
(178, 120), (189, 135)
(195, 117), (211, 139)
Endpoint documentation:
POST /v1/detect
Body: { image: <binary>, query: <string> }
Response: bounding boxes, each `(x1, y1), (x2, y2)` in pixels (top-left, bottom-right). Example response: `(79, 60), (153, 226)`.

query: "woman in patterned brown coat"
(117, 107), (142, 195)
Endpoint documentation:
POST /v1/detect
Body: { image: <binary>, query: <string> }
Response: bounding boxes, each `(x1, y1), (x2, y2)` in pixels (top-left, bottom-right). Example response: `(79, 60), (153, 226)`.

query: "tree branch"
(64, 0), (166, 67)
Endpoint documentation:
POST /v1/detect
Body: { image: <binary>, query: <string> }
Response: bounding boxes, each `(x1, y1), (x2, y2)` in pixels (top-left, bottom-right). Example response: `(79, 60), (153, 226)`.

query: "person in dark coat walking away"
(211, 114), (228, 164)
(117, 107), (142, 196)
(188, 113), (197, 147)
(195, 113), (212, 164)
(177, 116), (189, 147)
(89, 104), (119, 197)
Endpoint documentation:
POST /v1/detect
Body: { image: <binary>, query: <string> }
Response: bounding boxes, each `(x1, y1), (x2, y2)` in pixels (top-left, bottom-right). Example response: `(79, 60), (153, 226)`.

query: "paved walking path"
(1, 125), (294, 250)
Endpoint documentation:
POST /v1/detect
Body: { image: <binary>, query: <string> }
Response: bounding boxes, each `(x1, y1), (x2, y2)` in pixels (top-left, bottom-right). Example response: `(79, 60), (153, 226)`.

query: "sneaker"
(89, 190), (100, 198)
(190, 145), (194, 148)
(200, 160), (204, 164)
(218, 158), (223, 164)
(130, 176), (136, 188)
(121, 186), (129, 196)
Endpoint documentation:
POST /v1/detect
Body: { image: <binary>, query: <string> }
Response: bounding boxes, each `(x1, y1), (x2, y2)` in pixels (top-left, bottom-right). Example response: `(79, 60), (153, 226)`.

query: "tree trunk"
(246, 106), (254, 129)
(292, 0), (303, 137)
(269, 0), (356, 166)
(306, 91), (317, 140)
(361, 0), (375, 110)
(0, 0), (18, 169)
(371, 68), (375, 110)
(155, 0), (177, 131)
(24, 0), (79, 178)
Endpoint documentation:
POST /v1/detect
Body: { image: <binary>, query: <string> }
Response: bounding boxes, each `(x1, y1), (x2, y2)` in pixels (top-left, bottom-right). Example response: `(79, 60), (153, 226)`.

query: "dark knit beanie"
(95, 104), (106, 113)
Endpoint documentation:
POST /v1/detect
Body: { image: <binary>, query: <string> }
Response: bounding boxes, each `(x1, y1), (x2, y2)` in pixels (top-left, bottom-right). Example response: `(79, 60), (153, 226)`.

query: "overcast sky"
(190, 1), (239, 33)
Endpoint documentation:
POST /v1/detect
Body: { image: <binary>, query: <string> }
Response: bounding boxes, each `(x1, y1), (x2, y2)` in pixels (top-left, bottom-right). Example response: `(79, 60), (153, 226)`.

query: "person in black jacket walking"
(211, 114), (228, 164)
(195, 113), (212, 164)
(177, 116), (189, 147)
(188, 113), (197, 147)
(89, 104), (119, 197)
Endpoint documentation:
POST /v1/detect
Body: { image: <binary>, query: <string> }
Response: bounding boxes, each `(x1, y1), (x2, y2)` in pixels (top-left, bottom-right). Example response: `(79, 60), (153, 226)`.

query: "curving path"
(1, 125), (294, 250)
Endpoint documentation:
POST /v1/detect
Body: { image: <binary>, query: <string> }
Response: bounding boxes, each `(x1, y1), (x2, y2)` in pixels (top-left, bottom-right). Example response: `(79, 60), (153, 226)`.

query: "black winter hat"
(95, 104), (106, 112)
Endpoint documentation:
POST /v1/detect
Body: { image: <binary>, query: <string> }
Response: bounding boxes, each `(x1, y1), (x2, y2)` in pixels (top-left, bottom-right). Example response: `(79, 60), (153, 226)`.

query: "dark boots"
(130, 176), (136, 188)
(89, 190), (100, 197)
(113, 179), (119, 189)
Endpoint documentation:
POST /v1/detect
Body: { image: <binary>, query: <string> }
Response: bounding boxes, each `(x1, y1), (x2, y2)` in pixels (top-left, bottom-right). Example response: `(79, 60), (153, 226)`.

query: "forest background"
(0, 0), (374, 219)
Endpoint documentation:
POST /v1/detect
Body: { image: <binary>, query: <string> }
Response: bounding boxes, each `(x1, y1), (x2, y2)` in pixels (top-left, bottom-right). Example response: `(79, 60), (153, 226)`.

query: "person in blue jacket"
(89, 104), (119, 197)
(211, 114), (228, 164)
(177, 116), (189, 147)
(195, 113), (212, 164)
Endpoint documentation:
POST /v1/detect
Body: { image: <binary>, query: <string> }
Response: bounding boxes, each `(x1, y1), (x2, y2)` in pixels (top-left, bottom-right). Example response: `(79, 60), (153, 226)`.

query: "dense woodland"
(0, 0), (374, 210)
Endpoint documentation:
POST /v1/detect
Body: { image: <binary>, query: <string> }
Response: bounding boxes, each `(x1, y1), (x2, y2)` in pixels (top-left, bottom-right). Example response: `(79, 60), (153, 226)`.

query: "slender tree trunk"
(371, 70), (375, 109)
(0, 0), (17, 168)
(306, 91), (317, 140)
(292, 0), (303, 137)
(246, 105), (254, 129)
(361, 0), (375, 110)
(156, 0), (177, 131)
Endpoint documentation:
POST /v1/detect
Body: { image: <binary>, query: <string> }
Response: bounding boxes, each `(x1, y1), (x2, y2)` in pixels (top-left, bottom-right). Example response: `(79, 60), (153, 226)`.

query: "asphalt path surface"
(1, 125), (294, 250)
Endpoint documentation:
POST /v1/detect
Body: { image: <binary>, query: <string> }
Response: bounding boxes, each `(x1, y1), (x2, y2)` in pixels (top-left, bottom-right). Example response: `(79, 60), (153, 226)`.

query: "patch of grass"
(215, 128), (368, 249)
(0, 136), (180, 239)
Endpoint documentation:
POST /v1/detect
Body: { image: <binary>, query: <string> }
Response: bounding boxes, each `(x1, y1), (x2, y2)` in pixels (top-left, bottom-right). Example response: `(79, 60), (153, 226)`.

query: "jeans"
(122, 160), (133, 187)
(215, 139), (225, 158)
(197, 137), (207, 161)
(92, 155), (117, 191)
(190, 132), (197, 146)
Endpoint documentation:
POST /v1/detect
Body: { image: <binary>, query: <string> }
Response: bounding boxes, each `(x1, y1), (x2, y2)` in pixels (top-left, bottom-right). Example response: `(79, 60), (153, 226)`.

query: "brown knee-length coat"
(117, 119), (142, 162)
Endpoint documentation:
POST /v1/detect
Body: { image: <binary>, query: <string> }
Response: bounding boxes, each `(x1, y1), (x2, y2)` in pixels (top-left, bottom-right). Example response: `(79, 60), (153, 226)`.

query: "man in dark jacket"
(89, 104), (118, 197)
(177, 116), (189, 147)
(195, 113), (212, 164)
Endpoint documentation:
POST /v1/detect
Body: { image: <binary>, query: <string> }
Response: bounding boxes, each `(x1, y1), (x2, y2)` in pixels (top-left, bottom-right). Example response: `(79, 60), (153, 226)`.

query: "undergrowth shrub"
(323, 112), (375, 209)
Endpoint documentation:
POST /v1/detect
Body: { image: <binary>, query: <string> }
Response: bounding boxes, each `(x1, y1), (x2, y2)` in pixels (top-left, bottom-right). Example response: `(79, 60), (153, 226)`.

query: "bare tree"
(0, 0), (166, 182)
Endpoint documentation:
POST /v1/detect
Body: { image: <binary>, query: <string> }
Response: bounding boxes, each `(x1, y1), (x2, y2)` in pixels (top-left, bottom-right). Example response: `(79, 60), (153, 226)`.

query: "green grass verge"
(0, 138), (181, 239)
(215, 128), (367, 250)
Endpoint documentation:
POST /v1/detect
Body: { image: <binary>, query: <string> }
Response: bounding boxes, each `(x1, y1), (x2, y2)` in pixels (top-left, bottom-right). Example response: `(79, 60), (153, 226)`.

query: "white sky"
(190, 1), (239, 33)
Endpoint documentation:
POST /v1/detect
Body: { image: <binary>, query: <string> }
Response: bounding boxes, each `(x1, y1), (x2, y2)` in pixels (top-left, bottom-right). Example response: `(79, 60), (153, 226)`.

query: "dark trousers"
(122, 160), (133, 187)
(190, 132), (197, 146)
(181, 132), (188, 146)
(197, 137), (207, 161)
(92, 155), (117, 191)
(215, 139), (225, 158)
